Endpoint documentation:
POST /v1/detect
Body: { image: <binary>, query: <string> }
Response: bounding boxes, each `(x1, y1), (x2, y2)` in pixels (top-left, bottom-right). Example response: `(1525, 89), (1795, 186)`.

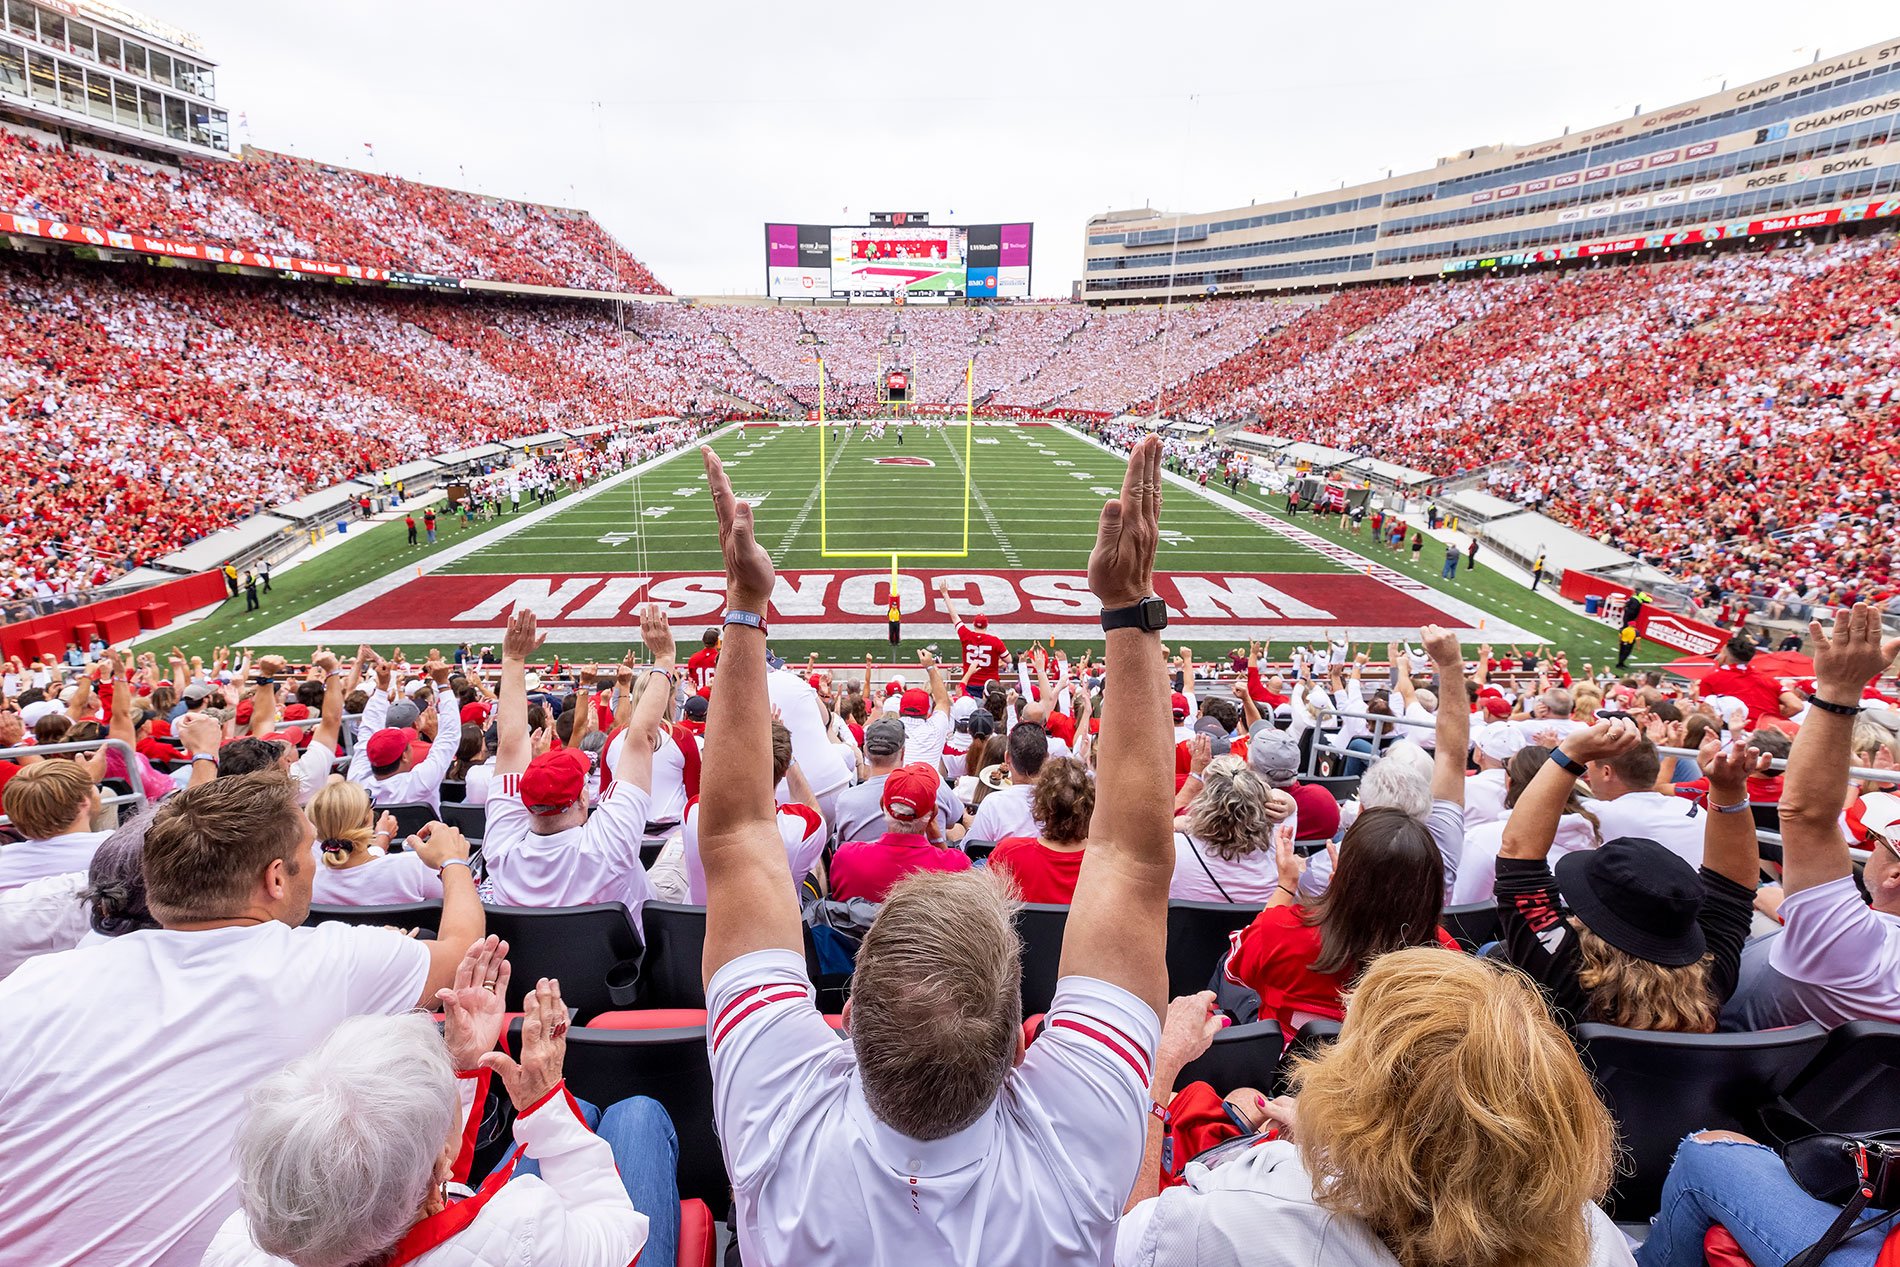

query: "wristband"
(1149, 1100), (1172, 1126)
(723, 609), (767, 635)
(648, 666), (674, 681)
(1549, 750), (1587, 777)
(1711, 800), (1751, 814)
(437, 858), (473, 877)
(1276, 884), (1298, 900)
(1806, 693), (1861, 717)
(191, 752), (219, 763)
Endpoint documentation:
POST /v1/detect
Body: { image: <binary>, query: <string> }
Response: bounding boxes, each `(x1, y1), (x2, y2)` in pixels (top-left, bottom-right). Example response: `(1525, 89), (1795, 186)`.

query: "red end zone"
(309, 569), (1483, 640)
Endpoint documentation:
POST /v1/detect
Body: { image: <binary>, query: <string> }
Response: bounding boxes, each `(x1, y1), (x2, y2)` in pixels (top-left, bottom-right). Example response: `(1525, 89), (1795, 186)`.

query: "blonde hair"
(1572, 922), (1718, 1032)
(307, 780), (374, 868)
(1293, 948), (1616, 1267)
(1185, 756), (1276, 862)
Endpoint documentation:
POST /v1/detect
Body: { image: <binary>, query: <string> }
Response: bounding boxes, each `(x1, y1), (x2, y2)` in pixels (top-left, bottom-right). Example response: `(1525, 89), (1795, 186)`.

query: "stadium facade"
(0, 0), (227, 158)
(1082, 36), (1900, 301)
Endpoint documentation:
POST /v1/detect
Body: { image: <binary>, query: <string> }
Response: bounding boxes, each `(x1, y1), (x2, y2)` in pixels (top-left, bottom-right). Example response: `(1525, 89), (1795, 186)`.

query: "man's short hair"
(1726, 633), (1757, 664)
(1543, 688), (1574, 719)
(701, 628), (720, 649)
(1747, 728), (1793, 761)
(295, 681), (326, 709)
(1600, 739), (1662, 789)
(851, 869), (1023, 1140)
(770, 719), (794, 785)
(1006, 723), (1048, 779)
(1199, 697), (1240, 734)
(3, 760), (96, 839)
(142, 769), (307, 924)
(218, 737), (288, 779)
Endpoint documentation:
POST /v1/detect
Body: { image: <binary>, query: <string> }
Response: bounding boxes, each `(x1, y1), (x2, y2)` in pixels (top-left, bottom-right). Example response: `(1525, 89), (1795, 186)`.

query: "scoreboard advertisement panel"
(765, 221), (1032, 301)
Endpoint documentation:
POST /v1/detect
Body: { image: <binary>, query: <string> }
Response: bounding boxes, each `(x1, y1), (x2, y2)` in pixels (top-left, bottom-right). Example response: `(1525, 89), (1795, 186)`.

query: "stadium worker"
(205, 959), (676, 1267)
(1116, 949), (1631, 1267)
(967, 719), (1049, 841)
(346, 651), (463, 813)
(694, 437), (1176, 1263)
(832, 714), (968, 845)
(0, 769), (487, 1266)
(480, 604), (674, 932)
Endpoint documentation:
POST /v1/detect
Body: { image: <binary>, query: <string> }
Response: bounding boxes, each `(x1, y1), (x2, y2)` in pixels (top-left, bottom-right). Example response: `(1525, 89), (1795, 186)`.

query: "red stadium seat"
(1703, 1226), (1753, 1266)
(677, 1198), (715, 1267)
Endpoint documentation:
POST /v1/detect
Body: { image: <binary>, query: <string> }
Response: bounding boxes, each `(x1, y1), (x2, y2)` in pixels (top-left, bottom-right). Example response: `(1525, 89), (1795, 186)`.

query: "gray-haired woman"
(203, 943), (680, 1266)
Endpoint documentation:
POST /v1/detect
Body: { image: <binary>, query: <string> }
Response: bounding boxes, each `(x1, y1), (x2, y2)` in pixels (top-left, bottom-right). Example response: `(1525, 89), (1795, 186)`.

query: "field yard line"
(1052, 424), (1538, 643)
(778, 427), (853, 556)
(243, 423), (744, 644)
(935, 428), (1019, 566)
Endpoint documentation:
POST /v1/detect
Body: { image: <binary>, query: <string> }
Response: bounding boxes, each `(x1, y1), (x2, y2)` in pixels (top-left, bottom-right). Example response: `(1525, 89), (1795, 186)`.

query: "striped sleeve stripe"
(499, 772), (520, 798)
(1222, 928), (1248, 987)
(711, 982), (810, 1051)
(1049, 1017), (1151, 1086)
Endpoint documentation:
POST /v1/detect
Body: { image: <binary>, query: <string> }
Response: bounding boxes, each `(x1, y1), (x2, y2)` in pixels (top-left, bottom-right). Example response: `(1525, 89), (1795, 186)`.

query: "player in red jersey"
(687, 627), (720, 697)
(934, 578), (1008, 697)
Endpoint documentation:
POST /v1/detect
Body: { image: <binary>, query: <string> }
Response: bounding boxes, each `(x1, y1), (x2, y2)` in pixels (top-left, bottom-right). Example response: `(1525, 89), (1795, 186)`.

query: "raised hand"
(437, 935), (511, 1069)
(479, 977), (568, 1111)
(1419, 624), (1462, 665)
(408, 822), (470, 870)
(1088, 434), (1161, 610)
(1559, 717), (1643, 764)
(639, 602), (675, 662)
(1700, 733), (1770, 798)
(1810, 602), (1900, 700)
(502, 610), (544, 662)
(703, 446), (774, 613)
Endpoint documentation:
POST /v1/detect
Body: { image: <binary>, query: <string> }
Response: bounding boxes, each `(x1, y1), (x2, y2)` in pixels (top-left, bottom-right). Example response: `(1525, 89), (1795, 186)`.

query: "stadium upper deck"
(1083, 36), (1900, 301)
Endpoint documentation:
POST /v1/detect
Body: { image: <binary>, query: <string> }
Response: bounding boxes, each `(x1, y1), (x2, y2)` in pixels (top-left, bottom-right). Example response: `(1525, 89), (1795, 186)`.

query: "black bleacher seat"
(305, 901), (442, 933)
(439, 779), (467, 805)
(481, 903), (642, 1023)
(639, 838), (668, 870)
(376, 801), (438, 838)
(1439, 900), (1501, 952)
(439, 802), (486, 842)
(1166, 900), (1262, 998)
(1277, 1019), (1343, 1096)
(1016, 903), (1070, 1016)
(1576, 1021), (1829, 1220)
(512, 1018), (730, 1216)
(1306, 774), (1360, 803)
(1785, 1020), (1900, 1132)
(963, 839), (998, 863)
(1749, 802), (1781, 836)
(640, 902), (710, 1010)
(1178, 1020), (1285, 1097)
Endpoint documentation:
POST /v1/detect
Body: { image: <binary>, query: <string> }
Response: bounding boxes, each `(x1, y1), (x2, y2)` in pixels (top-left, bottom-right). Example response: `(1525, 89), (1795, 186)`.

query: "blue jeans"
(496, 1095), (680, 1265)
(1635, 1136), (1891, 1266)
(1343, 736), (1376, 778)
(1442, 559), (1458, 578)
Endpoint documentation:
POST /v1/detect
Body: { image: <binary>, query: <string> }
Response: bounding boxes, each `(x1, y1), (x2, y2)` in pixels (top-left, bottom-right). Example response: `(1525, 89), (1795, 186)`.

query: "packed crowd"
(3, 438), (1900, 1265)
(0, 128), (667, 292)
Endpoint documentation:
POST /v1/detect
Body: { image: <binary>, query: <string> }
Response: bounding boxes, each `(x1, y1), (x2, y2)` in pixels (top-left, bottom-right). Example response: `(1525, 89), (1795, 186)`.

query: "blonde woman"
(1171, 756), (1295, 903)
(1116, 948), (1631, 1267)
(308, 781), (445, 907)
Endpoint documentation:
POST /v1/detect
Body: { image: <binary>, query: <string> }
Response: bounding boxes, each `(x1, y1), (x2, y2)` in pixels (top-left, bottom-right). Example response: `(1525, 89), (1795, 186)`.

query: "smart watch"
(1100, 597), (1169, 633)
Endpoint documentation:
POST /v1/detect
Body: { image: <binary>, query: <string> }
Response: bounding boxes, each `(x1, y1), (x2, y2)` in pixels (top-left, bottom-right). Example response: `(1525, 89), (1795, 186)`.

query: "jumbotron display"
(765, 221), (1033, 301)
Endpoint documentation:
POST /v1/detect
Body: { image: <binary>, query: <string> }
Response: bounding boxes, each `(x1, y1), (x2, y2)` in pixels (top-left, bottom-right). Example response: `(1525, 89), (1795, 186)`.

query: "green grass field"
(142, 421), (1638, 668)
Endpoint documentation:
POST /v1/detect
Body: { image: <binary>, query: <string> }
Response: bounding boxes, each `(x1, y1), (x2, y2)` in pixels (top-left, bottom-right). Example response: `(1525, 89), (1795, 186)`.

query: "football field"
(217, 421), (1586, 661)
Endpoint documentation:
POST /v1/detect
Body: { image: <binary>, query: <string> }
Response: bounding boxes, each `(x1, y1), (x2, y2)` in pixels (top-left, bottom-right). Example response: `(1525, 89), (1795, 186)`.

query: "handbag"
(1756, 1101), (1900, 1267)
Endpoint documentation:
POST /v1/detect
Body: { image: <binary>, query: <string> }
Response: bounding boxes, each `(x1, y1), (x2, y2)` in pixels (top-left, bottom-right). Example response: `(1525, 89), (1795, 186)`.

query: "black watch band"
(1549, 749), (1587, 777)
(1806, 693), (1860, 717)
(1100, 597), (1168, 633)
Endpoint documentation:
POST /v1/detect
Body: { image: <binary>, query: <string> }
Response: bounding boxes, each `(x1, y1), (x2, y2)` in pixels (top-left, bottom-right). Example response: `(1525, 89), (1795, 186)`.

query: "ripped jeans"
(1634, 1135), (1893, 1266)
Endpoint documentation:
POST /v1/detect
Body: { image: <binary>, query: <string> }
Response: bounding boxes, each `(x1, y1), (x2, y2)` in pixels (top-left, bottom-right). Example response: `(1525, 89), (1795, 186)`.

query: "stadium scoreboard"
(765, 221), (1033, 302)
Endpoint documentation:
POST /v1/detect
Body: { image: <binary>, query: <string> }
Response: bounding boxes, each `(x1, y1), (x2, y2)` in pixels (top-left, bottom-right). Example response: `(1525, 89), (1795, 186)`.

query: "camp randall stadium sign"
(278, 567), (1534, 644)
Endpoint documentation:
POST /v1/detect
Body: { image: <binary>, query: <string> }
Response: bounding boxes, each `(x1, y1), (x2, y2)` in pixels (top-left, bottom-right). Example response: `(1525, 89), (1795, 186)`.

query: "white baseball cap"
(1860, 793), (1900, 844)
(1477, 723), (1527, 763)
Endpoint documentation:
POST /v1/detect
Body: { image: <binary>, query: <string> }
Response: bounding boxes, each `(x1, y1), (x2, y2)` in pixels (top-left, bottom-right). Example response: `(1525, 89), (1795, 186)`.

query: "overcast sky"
(161, 1), (1895, 297)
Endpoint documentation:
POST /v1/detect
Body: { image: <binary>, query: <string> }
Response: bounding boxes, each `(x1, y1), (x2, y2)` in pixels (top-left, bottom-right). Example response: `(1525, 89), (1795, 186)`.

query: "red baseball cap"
(520, 749), (590, 814)
(1170, 692), (1190, 720)
(881, 762), (939, 825)
(1482, 696), (1512, 720)
(460, 702), (492, 724)
(365, 727), (417, 769)
(971, 615), (988, 630)
(899, 687), (931, 718)
(234, 699), (254, 724)
(281, 703), (311, 721)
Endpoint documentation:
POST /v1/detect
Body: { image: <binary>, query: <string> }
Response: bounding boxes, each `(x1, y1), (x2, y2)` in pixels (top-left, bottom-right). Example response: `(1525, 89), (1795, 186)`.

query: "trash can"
(336, 520), (349, 535)
(1583, 595), (1602, 616)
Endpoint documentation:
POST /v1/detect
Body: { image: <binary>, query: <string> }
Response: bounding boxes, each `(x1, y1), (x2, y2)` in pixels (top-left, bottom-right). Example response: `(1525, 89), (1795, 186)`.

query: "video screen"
(831, 227), (966, 297)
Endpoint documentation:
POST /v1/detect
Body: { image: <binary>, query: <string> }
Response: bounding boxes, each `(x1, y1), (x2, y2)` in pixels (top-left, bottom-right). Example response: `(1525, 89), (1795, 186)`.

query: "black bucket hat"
(1554, 837), (1706, 967)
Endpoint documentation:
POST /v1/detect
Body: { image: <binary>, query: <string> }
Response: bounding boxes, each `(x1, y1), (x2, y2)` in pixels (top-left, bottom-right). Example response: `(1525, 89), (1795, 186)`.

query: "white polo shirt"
(681, 799), (826, 905)
(901, 711), (953, 769)
(709, 948), (1157, 1266)
(480, 773), (654, 932)
(968, 783), (1038, 842)
(1463, 768), (1509, 828)
(0, 830), (111, 891)
(1585, 792), (1705, 867)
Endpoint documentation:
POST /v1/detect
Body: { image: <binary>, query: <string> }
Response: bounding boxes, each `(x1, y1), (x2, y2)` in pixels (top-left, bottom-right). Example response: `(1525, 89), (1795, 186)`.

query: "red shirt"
(957, 624), (1008, 688)
(687, 646), (719, 696)
(1672, 774), (1784, 807)
(0, 759), (18, 796)
(988, 837), (1084, 904)
(1701, 664), (1785, 725)
(1225, 906), (1459, 1030)
(829, 831), (972, 903)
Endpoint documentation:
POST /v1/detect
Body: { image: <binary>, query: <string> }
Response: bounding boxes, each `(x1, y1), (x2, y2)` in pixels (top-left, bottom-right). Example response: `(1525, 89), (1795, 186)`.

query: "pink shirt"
(828, 831), (971, 903)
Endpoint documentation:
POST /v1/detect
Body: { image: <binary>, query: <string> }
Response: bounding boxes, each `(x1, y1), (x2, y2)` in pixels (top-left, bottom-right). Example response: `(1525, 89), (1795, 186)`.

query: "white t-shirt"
(681, 799), (827, 905)
(345, 688), (461, 813)
(0, 921), (429, 1267)
(1768, 876), (1900, 1027)
(1449, 814), (1600, 906)
(1585, 792), (1704, 868)
(481, 774), (654, 932)
(604, 727), (694, 824)
(1170, 831), (1284, 905)
(968, 783), (1038, 842)
(902, 711), (953, 769)
(463, 763), (493, 807)
(1115, 1137), (1635, 1267)
(1463, 768), (1509, 828)
(310, 848), (445, 906)
(0, 830), (111, 891)
(709, 948), (1157, 1267)
(0, 870), (89, 978)
(767, 669), (854, 795)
